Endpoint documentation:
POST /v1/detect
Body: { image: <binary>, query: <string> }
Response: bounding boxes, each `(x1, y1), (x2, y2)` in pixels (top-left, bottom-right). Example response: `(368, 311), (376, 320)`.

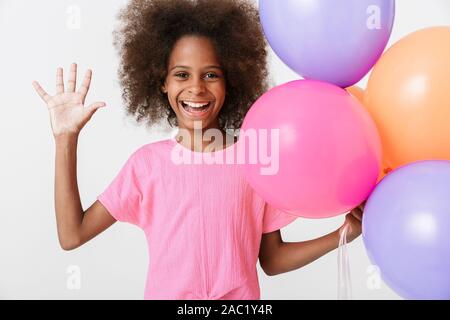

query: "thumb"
(85, 102), (107, 117)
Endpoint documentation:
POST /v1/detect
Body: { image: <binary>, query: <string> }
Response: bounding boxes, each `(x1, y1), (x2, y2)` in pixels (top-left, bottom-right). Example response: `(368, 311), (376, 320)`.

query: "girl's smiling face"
(163, 35), (226, 131)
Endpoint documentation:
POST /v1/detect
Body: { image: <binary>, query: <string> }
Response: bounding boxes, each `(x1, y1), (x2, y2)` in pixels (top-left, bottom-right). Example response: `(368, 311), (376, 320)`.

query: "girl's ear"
(161, 80), (168, 94)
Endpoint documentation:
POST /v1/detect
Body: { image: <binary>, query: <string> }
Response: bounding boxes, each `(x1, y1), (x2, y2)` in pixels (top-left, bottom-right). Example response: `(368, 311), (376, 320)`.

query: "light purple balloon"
(363, 161), (450, 300)
(259, 0), (395, 88)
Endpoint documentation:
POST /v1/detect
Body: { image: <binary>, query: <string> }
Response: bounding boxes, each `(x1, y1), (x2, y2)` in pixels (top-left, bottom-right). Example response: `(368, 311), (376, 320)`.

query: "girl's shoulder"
(142, 138), (174, 150)
(119, 138), (175, 177)
(134, 138), (174, 158)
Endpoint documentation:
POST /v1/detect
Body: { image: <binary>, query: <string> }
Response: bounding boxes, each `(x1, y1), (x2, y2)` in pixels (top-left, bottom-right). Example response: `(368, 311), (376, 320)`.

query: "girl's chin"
(181, 119), (216, 130)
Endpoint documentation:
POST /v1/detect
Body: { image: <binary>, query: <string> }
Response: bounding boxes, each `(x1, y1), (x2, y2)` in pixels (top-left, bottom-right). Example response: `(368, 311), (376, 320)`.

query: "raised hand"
(32, 63), (106, 138)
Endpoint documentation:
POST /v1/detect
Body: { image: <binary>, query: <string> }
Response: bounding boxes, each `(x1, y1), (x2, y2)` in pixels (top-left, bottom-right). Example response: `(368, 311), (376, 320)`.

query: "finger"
(78, 69), (92, 103)
(67, 63), (77, 92)
(351, 209), (363, 222)
(359, 200), (367, 210)
(56, 67), (64, 94)
(32, 81), (52, 103)
(85, 102), (107, 117)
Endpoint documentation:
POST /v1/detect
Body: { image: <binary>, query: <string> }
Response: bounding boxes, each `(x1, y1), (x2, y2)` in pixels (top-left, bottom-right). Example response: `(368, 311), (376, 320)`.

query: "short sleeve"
(262, 202), (298, 234)
(97, 149), (146, 228)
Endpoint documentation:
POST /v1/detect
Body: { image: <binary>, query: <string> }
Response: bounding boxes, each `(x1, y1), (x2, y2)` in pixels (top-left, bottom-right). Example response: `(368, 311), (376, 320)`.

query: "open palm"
(32, 63), (106, 137)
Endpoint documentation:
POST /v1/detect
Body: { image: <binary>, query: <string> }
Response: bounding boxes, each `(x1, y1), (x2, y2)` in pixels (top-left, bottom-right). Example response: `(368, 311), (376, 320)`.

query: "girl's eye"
(174, 72), (220, 80)
(205, 73), (219, 79)
(175, 73), (189, 79)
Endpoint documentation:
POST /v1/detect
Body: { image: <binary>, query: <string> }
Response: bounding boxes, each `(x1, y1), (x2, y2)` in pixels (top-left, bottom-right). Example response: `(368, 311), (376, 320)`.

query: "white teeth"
(183, 101), (209, 108)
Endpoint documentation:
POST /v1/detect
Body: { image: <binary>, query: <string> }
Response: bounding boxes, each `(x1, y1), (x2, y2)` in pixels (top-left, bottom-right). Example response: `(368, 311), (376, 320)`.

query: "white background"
(0, 0), (449, 299)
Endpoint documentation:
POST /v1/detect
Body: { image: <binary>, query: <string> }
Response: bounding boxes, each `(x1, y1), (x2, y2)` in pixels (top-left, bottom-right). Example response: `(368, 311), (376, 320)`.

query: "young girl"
(32, 0), (363, 300)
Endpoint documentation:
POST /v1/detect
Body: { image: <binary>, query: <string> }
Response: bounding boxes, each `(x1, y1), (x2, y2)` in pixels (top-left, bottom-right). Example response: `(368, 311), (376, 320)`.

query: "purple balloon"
(259, 0), (395, 88)
(363, 161), (450, 299)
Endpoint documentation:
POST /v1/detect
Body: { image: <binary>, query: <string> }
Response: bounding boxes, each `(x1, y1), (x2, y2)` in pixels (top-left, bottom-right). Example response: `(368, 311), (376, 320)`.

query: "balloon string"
(338, 223), (353, 300)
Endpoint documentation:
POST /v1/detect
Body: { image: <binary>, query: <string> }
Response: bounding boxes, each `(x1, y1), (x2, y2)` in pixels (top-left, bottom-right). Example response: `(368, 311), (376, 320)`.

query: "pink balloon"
(239, 80), (381, 218)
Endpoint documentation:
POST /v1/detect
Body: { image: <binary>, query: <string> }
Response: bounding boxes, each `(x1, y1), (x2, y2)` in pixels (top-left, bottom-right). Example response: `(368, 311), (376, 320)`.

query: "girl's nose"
(188, 78), (206, 95)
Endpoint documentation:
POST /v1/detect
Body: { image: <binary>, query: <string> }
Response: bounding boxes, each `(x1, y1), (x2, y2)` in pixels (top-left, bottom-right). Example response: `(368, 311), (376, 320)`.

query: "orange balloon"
(365, 27), (450, 169)
(377, 163), (392, 183)
(346, 86), (365, 104)
(346, 85), (392, 181)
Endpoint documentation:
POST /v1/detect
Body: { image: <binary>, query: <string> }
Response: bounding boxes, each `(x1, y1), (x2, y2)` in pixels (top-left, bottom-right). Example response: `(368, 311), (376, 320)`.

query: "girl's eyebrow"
(170, 65), (223, 71)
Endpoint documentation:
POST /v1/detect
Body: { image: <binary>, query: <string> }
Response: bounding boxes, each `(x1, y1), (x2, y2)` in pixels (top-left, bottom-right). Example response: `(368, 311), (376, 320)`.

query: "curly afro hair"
(113, 0), (269, 131)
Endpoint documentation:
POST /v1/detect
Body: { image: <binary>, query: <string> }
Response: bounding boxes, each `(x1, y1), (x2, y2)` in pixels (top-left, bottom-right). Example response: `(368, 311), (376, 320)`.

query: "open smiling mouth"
(180, 100), (212, 116)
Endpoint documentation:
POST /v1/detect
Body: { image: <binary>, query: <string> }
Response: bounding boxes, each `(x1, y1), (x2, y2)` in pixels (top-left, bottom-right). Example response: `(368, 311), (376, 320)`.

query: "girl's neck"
(175, 125), (237, 153)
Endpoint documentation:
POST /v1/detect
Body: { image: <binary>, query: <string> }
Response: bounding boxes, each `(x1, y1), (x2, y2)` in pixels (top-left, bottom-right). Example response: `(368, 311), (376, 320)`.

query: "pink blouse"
(97, 138), (298, 299)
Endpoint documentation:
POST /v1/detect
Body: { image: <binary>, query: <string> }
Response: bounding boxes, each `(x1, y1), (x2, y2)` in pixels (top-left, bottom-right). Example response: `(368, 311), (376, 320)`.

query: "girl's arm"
(33, 63), (114, 251)
(259, 205), (363, 276)
(54, 135), (116, 250)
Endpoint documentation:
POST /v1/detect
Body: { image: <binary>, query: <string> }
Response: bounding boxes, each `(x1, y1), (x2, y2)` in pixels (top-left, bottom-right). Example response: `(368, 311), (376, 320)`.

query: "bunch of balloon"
(240, 0), (395, 219)
(240, 1), (396, 299)
(360, 26), (450, 299)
